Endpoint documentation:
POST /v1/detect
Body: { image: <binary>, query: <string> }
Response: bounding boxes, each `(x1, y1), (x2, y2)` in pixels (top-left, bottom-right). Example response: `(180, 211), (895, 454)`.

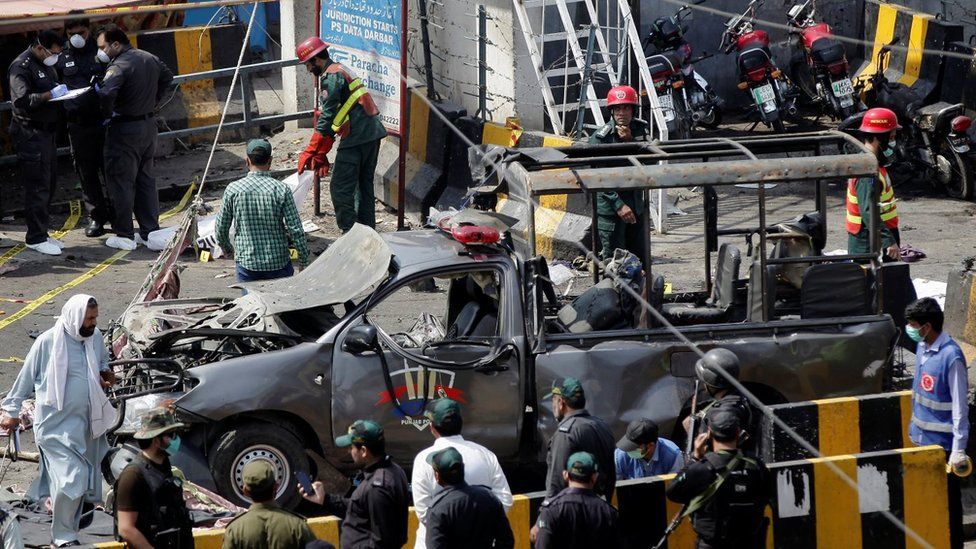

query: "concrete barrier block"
(760, 391), (912, 463)
(945, 260), (976, 357)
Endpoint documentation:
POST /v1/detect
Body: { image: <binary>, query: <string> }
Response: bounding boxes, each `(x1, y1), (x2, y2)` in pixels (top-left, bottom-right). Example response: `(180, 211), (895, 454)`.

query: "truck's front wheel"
(209, 423), (308, 509)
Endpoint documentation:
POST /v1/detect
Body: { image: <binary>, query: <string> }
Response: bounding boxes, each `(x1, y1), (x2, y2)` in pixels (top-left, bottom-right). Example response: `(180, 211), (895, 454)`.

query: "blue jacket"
(909, 332), (967, 451)
(614, 437), (684, 480)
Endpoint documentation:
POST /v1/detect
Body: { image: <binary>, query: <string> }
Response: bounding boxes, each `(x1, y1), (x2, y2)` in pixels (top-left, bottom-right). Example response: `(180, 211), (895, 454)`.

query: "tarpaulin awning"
(0, 1), (150, 32)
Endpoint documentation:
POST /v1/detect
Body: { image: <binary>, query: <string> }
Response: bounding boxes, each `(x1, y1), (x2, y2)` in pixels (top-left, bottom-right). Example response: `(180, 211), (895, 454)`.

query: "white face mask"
(96, 49), (110, 63)
(69, 34), (86, 49)
(42, 53), (59, 67)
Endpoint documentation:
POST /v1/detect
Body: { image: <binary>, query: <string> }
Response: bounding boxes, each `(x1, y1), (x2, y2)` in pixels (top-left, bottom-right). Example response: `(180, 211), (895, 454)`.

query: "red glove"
(298, 132), (334, 175)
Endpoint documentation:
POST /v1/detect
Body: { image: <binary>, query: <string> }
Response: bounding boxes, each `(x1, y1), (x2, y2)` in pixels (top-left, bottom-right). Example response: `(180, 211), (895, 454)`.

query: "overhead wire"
(378, 37), (937, 547)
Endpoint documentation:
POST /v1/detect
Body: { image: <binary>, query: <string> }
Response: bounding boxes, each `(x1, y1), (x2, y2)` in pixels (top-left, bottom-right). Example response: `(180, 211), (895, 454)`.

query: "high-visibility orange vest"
(325, 63), (379, 137)
(846, 167), (898, 234)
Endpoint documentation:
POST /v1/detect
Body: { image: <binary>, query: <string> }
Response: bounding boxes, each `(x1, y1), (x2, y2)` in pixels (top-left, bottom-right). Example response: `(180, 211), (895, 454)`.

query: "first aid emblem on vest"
(921, 372), (936, 392)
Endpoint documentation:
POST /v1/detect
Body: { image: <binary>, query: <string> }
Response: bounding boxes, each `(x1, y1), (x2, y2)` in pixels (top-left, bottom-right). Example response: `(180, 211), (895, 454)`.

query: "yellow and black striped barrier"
(856, 1), (964, 101)
(93, 446), (947, 548)
(759, 391), (913, 463)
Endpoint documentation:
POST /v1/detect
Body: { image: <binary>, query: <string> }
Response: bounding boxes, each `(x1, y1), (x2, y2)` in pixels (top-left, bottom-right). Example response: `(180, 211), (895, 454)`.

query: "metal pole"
(397, 0), (408, 230)
(417, 0), (439, 100)
(240, 73), (252, 133)
(0, 0), (277, 27)
(574, 24), (598, 137)
(477, 5), (488, 120)
(758, 182), (768, 322)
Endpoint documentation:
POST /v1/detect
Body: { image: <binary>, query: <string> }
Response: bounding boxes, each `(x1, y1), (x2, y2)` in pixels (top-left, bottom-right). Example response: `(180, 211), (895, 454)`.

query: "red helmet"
(607, 85), (639, 108)
(297, 36), (329, 63)
(859, 107), (902, 134)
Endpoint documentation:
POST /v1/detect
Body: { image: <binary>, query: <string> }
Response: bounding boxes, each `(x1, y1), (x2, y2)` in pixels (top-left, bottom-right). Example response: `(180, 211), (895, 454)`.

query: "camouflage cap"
(544, 377), (584, 399)
(242, 460), (277, 492)
(426, 446), (464, 473)
(424, 398), (461, 428)
(335, 419), (384, 448)
(566, 451), (598, 476)
(133, 407), (185, 440)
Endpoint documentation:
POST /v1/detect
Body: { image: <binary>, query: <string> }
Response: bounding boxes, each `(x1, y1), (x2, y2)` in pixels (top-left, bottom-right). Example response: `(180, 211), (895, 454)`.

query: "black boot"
(84, 219), (106, 238)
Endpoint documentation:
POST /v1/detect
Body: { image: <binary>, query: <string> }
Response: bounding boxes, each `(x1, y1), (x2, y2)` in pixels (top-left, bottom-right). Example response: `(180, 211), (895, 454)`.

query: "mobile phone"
(295, 471), (314, 495)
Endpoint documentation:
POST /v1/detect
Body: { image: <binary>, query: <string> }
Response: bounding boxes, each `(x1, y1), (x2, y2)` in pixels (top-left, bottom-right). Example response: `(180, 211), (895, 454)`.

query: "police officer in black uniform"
(95, 24), (174, 250)
(58, 15), (113, 237)
(424, 447), (514, 549)
(543, 377), (617, 500)
(684, 348), (759, 453)
(667, 406), (770, 549)
(7, 29), (69, 256)
(114, 407), (194, 548)
(300, 420), (409, 548)
(533, 452), (621, 549)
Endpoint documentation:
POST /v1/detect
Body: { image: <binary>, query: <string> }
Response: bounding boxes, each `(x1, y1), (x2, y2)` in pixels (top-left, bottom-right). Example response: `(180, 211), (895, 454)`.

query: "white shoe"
(26, 241), (61, 256)
(134, 234), (149, 248)
(47, 237), (65, 249)
(105, 236), (137, 251)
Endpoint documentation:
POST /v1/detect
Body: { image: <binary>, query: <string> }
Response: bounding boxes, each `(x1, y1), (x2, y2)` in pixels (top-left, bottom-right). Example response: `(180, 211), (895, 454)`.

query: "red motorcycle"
(787, 0), (858, 120)
(720, 0), (799, 132)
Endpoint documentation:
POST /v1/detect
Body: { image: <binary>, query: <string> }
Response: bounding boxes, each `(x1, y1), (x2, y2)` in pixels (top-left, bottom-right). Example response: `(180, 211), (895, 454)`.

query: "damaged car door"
(331, 263), (524, 463)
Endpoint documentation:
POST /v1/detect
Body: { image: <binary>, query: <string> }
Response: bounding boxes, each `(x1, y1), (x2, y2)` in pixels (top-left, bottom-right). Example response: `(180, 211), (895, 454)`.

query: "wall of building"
(405, 0), (520, 124)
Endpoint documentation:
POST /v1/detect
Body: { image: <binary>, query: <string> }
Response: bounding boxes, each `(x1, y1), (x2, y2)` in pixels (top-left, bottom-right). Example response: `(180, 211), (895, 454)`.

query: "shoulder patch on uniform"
(595, 124), (612, 138)
(105, 67), (120, 78)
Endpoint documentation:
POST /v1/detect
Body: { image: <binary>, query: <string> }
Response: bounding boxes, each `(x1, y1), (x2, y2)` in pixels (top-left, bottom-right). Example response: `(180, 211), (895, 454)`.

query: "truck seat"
(800, 263), (871, 318)
(662, 243), (741, 325)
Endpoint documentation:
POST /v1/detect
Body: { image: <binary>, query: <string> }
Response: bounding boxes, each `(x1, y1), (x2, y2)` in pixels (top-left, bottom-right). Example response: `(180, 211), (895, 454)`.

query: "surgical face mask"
(42, 50), (59, 66)
(906, 325), (926, 343)
(626, 448), (646, 459)
(164, 435), (181, 456)
(96, 49), (110, 63)
(69, 34), (86, 49)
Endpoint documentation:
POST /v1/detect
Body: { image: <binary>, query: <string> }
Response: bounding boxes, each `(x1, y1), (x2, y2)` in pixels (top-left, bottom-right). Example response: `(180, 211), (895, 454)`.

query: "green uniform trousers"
(331, 138), (381, 232)
(598, 215), (643, 261)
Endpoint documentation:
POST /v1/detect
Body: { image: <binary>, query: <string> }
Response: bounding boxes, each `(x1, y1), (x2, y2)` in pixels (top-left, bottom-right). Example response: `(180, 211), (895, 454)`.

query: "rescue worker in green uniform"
(295, 37), (387, 233)
(588, 85), (649, 261)
(846, 107), (901, 262)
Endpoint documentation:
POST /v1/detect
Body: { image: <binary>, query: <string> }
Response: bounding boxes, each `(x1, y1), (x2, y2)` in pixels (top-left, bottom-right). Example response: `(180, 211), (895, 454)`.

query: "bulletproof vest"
(691, 452), (766, 545)
(114, 455), (193, 549)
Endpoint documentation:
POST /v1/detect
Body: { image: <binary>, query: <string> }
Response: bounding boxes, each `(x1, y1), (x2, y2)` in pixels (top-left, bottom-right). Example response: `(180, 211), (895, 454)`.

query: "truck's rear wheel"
(209, 422), (308, 509)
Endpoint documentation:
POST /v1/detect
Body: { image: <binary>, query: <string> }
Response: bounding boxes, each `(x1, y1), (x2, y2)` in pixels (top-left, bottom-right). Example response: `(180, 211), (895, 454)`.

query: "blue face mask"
(164, 435), (181, 456)
(906, 325), (925, 343)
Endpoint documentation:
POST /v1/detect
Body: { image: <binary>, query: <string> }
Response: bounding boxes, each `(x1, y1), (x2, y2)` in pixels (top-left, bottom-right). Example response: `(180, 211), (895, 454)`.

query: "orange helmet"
(859, 107), (902, 133)
(297, 36), (329, 63)
(607, 85), (639, 108)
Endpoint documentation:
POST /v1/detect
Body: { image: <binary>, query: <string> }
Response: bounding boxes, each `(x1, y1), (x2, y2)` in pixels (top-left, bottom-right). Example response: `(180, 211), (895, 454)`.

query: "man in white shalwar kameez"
(1, 294), (117, 547)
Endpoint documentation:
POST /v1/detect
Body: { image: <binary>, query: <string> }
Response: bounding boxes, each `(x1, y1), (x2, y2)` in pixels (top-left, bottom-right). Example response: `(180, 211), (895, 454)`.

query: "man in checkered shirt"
(215, 138), (310, 287)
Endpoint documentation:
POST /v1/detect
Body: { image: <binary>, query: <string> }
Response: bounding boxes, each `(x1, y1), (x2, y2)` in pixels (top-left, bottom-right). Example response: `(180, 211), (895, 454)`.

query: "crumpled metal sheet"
(240, 223), (393, 315)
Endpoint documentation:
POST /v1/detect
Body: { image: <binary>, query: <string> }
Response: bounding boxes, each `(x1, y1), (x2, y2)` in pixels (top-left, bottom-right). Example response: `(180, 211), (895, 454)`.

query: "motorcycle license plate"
(752, 84), (775, 106)
(949, 135), (970, 153)
(658, 94), (676, 121)
(831, 78), (854, 97)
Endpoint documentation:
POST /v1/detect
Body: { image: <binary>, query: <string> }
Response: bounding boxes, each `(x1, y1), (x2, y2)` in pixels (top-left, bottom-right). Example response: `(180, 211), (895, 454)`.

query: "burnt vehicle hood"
(239, 223), (393, 315)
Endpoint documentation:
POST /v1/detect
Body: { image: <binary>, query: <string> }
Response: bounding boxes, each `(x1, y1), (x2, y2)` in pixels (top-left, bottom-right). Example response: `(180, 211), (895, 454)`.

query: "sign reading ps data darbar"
(320, 0), (401, 133)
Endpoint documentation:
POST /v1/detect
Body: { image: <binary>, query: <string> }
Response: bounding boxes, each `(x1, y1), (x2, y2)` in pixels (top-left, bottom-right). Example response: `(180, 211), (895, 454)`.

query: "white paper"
(49, 86), (91, 102)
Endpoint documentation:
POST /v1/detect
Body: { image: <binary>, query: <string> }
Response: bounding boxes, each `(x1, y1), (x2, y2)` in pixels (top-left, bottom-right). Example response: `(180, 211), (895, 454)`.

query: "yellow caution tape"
(160, 182), (197, 222)
(0, 250), (129, 332)
(0, 200), (81, 268)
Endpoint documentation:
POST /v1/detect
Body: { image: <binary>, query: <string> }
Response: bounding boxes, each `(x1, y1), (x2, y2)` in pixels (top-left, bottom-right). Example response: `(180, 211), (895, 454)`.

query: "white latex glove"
(950, 450), (969, 469)
(50, 84), (68, 99)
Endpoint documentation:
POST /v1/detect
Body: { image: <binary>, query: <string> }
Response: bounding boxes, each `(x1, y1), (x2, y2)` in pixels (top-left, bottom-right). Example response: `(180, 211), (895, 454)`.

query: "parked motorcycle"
(720, 0), (799, 132)
(644, 2), (722, 138)
(786, 0), (858, 120)
(841, 38), (974, 200)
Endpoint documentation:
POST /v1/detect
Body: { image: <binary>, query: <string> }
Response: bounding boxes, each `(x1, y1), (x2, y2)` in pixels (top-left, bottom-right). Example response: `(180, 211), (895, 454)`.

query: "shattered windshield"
(239, 223), (394, 315)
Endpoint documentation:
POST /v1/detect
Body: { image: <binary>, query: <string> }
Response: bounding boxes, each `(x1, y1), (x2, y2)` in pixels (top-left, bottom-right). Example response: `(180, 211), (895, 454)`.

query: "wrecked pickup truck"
(106, 131), (904, 508)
